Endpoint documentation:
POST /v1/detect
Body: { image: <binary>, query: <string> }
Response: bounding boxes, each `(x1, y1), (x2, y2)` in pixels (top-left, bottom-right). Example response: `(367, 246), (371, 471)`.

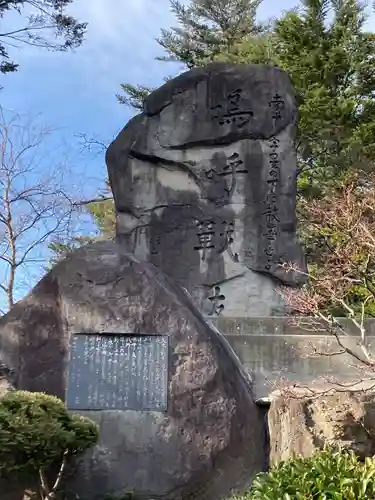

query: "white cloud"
(0, 0), (179, 113)
(67, 0), (179, 90)
(4, 0), (375, 116)
(2, 0), (375, 130)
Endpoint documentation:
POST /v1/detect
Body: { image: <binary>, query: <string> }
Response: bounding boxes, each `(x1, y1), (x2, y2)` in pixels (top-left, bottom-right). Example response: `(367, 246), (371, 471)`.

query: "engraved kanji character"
(228, 152), (248, 174)
(194, 220), (215, 260)
(263, 203), (279, 216)
(265, 212), (280, 228)
(263, 227), (277, 240)
(269, 94), (285, 120)
(208, 286), (225, 316)
(210, 89), (253, 128)
(266, 192), (277, 203)
(267, 177), (279, 185)
(227, 89), (242, 112)
(269, 137), (280, 150)
(205, 152), (248, 201)
(268, 169), (279, 179)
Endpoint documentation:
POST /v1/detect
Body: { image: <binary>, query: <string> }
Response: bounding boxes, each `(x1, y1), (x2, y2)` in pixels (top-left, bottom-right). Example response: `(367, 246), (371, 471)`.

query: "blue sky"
(2, 0), (375, 188)
(0, 0), (375, 308)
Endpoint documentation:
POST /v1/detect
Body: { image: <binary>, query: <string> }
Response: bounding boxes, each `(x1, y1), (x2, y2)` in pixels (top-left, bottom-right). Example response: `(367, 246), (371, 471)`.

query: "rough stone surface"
(0, 240), (265, 500)
(268, 390), (375, 466)
(0, 364), (15, 396)
(106, 63), (306, 318)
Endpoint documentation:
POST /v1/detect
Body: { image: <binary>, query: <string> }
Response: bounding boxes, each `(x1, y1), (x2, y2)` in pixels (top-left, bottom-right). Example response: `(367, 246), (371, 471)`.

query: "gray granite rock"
(0, 240), (265, 500)
(106, 63), (306, 318)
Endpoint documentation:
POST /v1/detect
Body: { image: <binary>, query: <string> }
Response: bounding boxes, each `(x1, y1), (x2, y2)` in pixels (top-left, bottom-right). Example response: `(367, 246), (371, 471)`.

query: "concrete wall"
(209, 317), (375, 400)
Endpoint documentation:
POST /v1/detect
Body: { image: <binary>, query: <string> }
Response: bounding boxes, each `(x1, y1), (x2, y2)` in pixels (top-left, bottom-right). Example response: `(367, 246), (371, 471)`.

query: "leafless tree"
(279, 171), (375, 395)
(0, 106), (81, 313)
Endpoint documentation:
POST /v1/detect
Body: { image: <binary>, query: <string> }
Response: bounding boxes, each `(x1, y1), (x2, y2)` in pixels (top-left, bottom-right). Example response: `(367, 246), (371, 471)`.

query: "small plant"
(229, 447), (375, 499)
(0, 390), (99, 499)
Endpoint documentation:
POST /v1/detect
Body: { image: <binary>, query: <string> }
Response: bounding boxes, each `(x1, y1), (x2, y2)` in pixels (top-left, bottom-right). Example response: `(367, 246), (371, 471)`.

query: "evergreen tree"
(0, 0), (87, 74)
(117, 0), (268, 109)
(116, 84), (154, 111)
(270, 0), (375, 195)
(85, 180), (116, 238)
(156, 0), (264, 67)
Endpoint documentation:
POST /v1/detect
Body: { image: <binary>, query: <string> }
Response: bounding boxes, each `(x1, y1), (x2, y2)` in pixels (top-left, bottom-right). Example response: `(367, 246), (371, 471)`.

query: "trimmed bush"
(230, 448), (375, 500)
(0, 390), (98, 498)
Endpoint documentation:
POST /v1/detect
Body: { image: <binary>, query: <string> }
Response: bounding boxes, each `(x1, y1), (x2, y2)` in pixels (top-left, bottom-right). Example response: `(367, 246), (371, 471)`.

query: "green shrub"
(0, 390), (99, 498)
(230, 448), (375, 500)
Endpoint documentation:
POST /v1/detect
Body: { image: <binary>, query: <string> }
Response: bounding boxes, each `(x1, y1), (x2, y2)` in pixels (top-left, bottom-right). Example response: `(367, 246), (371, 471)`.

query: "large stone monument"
(106, 63), (306, 317)
(0, 241), (266, 500)
(0, 63), (306, 500)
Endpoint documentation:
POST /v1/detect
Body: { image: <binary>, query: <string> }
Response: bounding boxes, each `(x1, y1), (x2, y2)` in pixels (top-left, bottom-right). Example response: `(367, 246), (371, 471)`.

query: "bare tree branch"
(74, 133), (108, 156)
(39, 449), (70, 500)
(0, 106), (83, 312)
(73, 196), (113, 207)
(0, 25), (56, 38)
(46, 449), (69, 500)
(277, 171), (375, 394)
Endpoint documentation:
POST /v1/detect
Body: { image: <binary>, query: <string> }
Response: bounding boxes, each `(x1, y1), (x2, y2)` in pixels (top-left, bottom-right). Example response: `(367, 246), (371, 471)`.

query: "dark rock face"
(0, 241), (265, 500)
(106, 63), (306, 318)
